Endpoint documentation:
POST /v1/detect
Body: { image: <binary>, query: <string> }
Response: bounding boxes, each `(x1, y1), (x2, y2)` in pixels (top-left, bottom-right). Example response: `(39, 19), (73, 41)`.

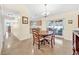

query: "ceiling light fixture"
(44, 4), (47, 18)
(44, 4), (49, 20)
(44, 4), (47, 17)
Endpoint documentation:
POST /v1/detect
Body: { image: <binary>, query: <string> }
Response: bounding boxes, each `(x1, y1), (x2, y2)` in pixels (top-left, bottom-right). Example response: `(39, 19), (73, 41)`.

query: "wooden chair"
(32, 28), (43, 49)
(46, 28), (55, 48)
(50, 33), (55, 48)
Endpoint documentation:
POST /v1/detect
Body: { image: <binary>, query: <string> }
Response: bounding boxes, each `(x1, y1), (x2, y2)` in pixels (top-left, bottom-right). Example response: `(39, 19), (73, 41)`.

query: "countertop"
(73, 29), (79, 37)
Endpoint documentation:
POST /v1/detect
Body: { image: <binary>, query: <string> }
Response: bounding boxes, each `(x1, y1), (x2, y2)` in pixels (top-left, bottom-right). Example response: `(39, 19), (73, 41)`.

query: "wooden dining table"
(39, 30), (53, 45)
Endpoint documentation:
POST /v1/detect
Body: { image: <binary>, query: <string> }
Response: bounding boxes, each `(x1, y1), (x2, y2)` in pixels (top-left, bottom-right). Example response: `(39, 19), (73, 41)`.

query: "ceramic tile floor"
(1, 34), (72, 55)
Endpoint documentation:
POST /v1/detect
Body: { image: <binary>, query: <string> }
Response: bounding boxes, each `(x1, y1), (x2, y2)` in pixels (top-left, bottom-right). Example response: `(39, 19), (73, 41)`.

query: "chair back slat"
(32, 28), (40, 42)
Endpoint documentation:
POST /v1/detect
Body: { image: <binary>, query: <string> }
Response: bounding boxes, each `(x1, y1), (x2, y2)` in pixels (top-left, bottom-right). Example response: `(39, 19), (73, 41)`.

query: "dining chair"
(51, 32), (55, 48)
(32, 28), (43, 49)
(46, 28), (55, 48)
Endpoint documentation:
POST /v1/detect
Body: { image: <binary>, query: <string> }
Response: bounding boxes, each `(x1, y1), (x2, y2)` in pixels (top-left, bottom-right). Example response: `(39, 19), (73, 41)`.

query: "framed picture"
(68, 20), (73, 24)
(22, 16), (28, 24)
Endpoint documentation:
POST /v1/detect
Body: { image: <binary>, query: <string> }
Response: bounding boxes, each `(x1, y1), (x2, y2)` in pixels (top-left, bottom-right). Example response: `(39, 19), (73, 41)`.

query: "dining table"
(39, 30), (54, 45)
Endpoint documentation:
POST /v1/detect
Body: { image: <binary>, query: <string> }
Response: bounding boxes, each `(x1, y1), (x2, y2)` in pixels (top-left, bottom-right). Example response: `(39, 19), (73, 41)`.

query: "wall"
(3, 5), (31, 40)
(0, 7), (1, 54)
(37, 10), (79, 40)
(0, 9), (4, 54)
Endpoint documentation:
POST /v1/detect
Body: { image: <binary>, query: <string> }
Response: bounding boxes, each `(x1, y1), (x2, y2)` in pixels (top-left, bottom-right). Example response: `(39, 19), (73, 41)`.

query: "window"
(47, 20), (64, 36)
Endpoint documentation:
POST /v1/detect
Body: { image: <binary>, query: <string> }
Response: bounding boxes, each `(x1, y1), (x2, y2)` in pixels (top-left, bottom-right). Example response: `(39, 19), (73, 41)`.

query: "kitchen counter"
(73, 29), (79, 37)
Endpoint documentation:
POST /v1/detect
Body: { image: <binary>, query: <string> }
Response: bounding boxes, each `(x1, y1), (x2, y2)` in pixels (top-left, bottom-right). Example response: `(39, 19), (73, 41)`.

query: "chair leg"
(53, 37), (55, 45)
(33, 40), (35, 46)
(38, 41), (40, 49)
(33, 42), (34, 46)
(73, 48), (75, 55)
(51, 39), (53, 48)
(44, 40), (45, 45)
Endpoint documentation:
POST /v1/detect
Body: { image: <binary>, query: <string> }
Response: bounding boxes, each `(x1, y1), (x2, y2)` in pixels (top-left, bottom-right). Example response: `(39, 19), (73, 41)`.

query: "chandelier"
(44, 4), (47, 18)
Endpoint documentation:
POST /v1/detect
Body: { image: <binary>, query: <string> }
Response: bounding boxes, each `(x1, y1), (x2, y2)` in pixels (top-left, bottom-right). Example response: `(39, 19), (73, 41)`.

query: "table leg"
(44, 39), (50, 44)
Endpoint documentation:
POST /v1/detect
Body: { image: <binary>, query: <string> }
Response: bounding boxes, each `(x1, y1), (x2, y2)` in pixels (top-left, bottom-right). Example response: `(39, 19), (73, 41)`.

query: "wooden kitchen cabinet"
(73, 31), (79, 55)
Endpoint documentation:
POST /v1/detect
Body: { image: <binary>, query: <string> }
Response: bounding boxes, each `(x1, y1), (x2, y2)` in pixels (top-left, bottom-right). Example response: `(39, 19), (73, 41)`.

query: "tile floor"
(1, 33), (72, 55)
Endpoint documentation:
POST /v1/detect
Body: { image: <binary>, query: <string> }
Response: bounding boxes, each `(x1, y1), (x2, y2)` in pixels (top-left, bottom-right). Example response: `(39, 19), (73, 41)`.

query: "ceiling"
(26, 4), (79, 19)
(2, 4), (79, 20)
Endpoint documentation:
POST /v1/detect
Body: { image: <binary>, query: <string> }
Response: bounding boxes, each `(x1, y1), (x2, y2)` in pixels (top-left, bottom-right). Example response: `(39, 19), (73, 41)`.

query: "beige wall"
(0, 14), (3, 54)
(0, 6), (3, 54)
(37, 10), (79, 40)
(0, 6), (4, 54)
(12, 5), (31, 40)
(3, 5), (31, 40)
